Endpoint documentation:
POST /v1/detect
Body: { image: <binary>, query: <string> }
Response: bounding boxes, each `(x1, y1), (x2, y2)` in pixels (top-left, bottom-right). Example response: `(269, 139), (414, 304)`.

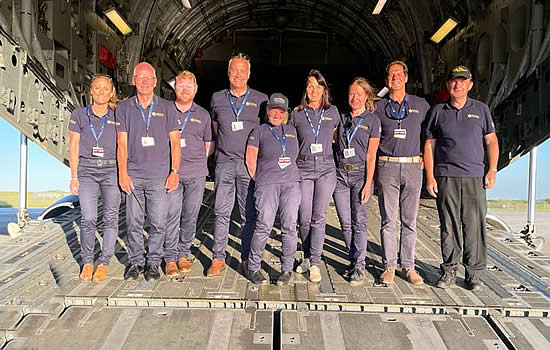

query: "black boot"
(436, 270), (456, 289)
(247, 270), (268, 285)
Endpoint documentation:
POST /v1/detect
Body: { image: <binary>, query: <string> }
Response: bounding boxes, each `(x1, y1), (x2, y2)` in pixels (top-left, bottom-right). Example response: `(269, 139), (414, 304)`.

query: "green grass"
(0, 191), (70, 208)
(488, 198), (550, 211)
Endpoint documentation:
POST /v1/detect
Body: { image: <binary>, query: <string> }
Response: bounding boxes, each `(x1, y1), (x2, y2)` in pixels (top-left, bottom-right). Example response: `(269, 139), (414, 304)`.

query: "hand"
(360, 183), (372, 205)
(70, 179), (79, 195)
(426, 176), (438, 197)
(119, 173), (134, 194)
(484, 170), (496, 189)
(419, 158), (424, 170)
(165, 172), (179, 193)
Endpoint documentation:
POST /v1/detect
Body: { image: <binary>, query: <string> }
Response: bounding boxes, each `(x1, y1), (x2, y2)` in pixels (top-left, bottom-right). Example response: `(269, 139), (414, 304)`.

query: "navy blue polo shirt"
(69, 107), (117, 160)
(335, 110), (381, 164)
(289, 105), (340, 175)
(210, 88), (268, 162)
(425, 98), (496, 177)
(374, 94), (430, 157)
(116, 95), (180, 180)
(247, 123), (300, 186)
(175, 102), (212, 179)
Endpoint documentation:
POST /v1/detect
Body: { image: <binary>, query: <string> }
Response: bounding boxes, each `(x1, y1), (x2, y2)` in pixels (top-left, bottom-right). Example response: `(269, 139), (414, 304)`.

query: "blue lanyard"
(268, 124), (286, 155)
(138, 100), (154, 135)
(387, 97), (408, 120)
(345, 117), (364, 148)
(180, 109), (192, 134)
(86, 106), (108, 146)
(304, 108), (324, 143)
(226, 89), (250, 121)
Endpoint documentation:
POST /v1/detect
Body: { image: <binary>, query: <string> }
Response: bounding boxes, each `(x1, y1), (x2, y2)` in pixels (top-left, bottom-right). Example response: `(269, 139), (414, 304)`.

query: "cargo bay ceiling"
(97, 0), (477, 99)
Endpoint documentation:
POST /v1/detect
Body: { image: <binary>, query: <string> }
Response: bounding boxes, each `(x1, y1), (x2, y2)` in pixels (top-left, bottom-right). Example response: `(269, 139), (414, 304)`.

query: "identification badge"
(310, 143), (323, 154)
(92, 146), (104, 158)
(278, 156), (291, 169)
(343, 148), (355, 159)
(141, 136), (155, 147)
(394, 128), (407, 139)
(232, 121), (244, 131)
(180, 138), (186, 148)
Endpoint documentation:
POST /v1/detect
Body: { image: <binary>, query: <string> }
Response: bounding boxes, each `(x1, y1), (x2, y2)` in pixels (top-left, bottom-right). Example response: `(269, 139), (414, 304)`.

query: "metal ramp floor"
(1, 182), (550, 349)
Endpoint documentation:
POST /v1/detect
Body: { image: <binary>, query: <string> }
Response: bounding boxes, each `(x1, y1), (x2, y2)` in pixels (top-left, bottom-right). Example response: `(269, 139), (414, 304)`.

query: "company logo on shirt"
(107, 120), (117, 125)
(285, 133), (296, 138)
(190, 118), (202, 124)
(152, 112), (164, 117)
(322, 117), (333, 121)
(467, 114), (480, 119)
(359, 125), (369, 131)
(248, 136), (255, 140)
(408, 108), (420, 113)
(246, 102), (257, 107)
(69, 119), (76, 125)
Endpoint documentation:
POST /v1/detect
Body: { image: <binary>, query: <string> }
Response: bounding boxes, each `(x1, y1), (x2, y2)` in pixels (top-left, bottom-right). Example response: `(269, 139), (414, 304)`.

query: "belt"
(298, 155), (333, 161)
(79, 158), (117, 167)
(338, 162), (365, 171)
(378, 156), (421, 163)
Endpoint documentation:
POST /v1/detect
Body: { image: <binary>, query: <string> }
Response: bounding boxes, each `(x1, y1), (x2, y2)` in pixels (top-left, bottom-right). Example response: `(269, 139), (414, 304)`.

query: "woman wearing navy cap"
(245, 93), (301, 286)
(289, 69), (340, 283)
(333, 77), (380, 285)
(68, 75), (120, 282)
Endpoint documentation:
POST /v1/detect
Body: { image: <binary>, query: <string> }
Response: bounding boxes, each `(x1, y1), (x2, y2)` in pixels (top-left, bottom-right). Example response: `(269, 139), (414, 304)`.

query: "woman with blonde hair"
(68, 74), (120, 282)
(333, 77), (380, 285)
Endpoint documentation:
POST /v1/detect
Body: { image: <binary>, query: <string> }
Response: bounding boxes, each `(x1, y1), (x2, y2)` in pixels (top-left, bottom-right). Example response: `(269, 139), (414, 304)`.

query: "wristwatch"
(171, 168), (179, 174)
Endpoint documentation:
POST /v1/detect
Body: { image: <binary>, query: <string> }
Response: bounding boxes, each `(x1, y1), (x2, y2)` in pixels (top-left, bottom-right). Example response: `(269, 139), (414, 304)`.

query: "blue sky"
(0, 117), (549, 199)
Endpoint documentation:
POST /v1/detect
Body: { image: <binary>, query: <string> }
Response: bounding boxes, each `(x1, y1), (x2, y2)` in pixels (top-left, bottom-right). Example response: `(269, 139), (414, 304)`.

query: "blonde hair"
(176, 70), (197, 85)
(350, 77), (375, 113)
(89, 75), (118, 110)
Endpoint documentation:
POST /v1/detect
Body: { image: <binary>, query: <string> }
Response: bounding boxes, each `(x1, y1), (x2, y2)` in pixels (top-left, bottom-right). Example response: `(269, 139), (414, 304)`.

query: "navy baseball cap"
(267, 93), (289, 110)
(448, 65), (473, 80)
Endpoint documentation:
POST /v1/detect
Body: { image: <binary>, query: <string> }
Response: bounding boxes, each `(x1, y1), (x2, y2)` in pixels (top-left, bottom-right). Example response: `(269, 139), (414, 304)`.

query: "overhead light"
(104, 7), (133, 35)
(181, 0), (192, 9)
(372, 0), (387, 15)
(377, 86), (389, 98)
(430, 18), (458, 44)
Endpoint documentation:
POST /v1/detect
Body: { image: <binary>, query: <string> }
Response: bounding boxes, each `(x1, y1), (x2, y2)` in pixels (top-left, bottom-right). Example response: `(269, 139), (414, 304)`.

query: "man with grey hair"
(207, 53), (268, 276)
(116, 62), (181, 281)
(374, 60), (430, 286)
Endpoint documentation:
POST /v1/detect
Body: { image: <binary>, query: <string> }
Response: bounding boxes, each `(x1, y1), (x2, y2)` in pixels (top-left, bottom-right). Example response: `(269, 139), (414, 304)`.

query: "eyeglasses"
(230, 52), (250, 61)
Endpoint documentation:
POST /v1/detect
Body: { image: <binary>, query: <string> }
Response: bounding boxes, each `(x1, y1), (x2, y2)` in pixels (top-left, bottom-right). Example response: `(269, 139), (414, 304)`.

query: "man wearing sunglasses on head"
(207, 53), (268, 276)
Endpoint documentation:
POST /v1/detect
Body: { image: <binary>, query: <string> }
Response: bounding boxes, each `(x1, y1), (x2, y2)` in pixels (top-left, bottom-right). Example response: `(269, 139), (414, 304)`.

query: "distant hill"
(0, 191), (70, 208)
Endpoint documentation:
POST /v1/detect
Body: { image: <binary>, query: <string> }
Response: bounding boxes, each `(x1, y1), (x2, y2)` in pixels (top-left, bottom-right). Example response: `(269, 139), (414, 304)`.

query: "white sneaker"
(309, 265), (322, 283)
(296, 258), (310, 274)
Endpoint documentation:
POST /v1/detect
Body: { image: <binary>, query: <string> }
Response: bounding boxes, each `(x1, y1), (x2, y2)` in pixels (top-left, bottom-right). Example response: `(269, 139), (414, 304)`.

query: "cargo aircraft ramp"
(1, 185), (550, 349)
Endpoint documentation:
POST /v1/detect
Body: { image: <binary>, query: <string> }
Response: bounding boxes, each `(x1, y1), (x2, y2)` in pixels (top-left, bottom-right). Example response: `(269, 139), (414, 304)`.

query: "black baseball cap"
(267, 93), (289, 110)
(448, 65), (473, 80)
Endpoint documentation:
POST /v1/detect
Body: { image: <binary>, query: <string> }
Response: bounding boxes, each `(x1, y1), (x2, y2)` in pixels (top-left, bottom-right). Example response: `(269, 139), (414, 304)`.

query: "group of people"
(68, 54), (499, 291)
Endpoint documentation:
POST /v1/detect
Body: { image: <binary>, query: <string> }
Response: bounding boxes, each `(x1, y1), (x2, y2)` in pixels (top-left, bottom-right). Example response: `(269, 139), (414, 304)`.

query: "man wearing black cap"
(245, 93), (301, 285)
(424, 65), (499, 290)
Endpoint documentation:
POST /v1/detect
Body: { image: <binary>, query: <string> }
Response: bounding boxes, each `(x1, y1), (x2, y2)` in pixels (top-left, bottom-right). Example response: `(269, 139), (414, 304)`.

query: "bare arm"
(117, 131), (133, 194)
(245, 145), (259, 179)
(205, 142), (213, 157)
(69, 131), (80, 195)
(484, 132), (499, 189)
(423, 139), (437, 197)
(165, 130), (181, 193)
(361, 137), (380, 204)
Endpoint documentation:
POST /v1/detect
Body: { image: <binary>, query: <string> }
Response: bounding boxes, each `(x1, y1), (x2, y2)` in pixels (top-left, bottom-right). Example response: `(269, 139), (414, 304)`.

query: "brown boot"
(80, 263), (93, 281)
(379, 268), (395, 285)
(178, 257), (192, 273)
(402, 268), (424, 285)
(92, 263), (108, 282)
(166, 261), (179, 277)
(207, 259), (226, 277)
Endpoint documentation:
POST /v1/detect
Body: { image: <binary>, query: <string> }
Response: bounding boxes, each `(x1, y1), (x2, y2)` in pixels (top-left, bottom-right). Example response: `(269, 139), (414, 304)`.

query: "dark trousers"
(125, 177), (168, 267)
(298, 170), (336, 266)
(78, 164), (121, 265)
(247, 182), (301, 272)
(376, 162), (422, 269)
(436, 176), (487, 278)
(212, 160), (255, 260)
(165, 176), (207, 261)
(333, 169), (371, 269)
